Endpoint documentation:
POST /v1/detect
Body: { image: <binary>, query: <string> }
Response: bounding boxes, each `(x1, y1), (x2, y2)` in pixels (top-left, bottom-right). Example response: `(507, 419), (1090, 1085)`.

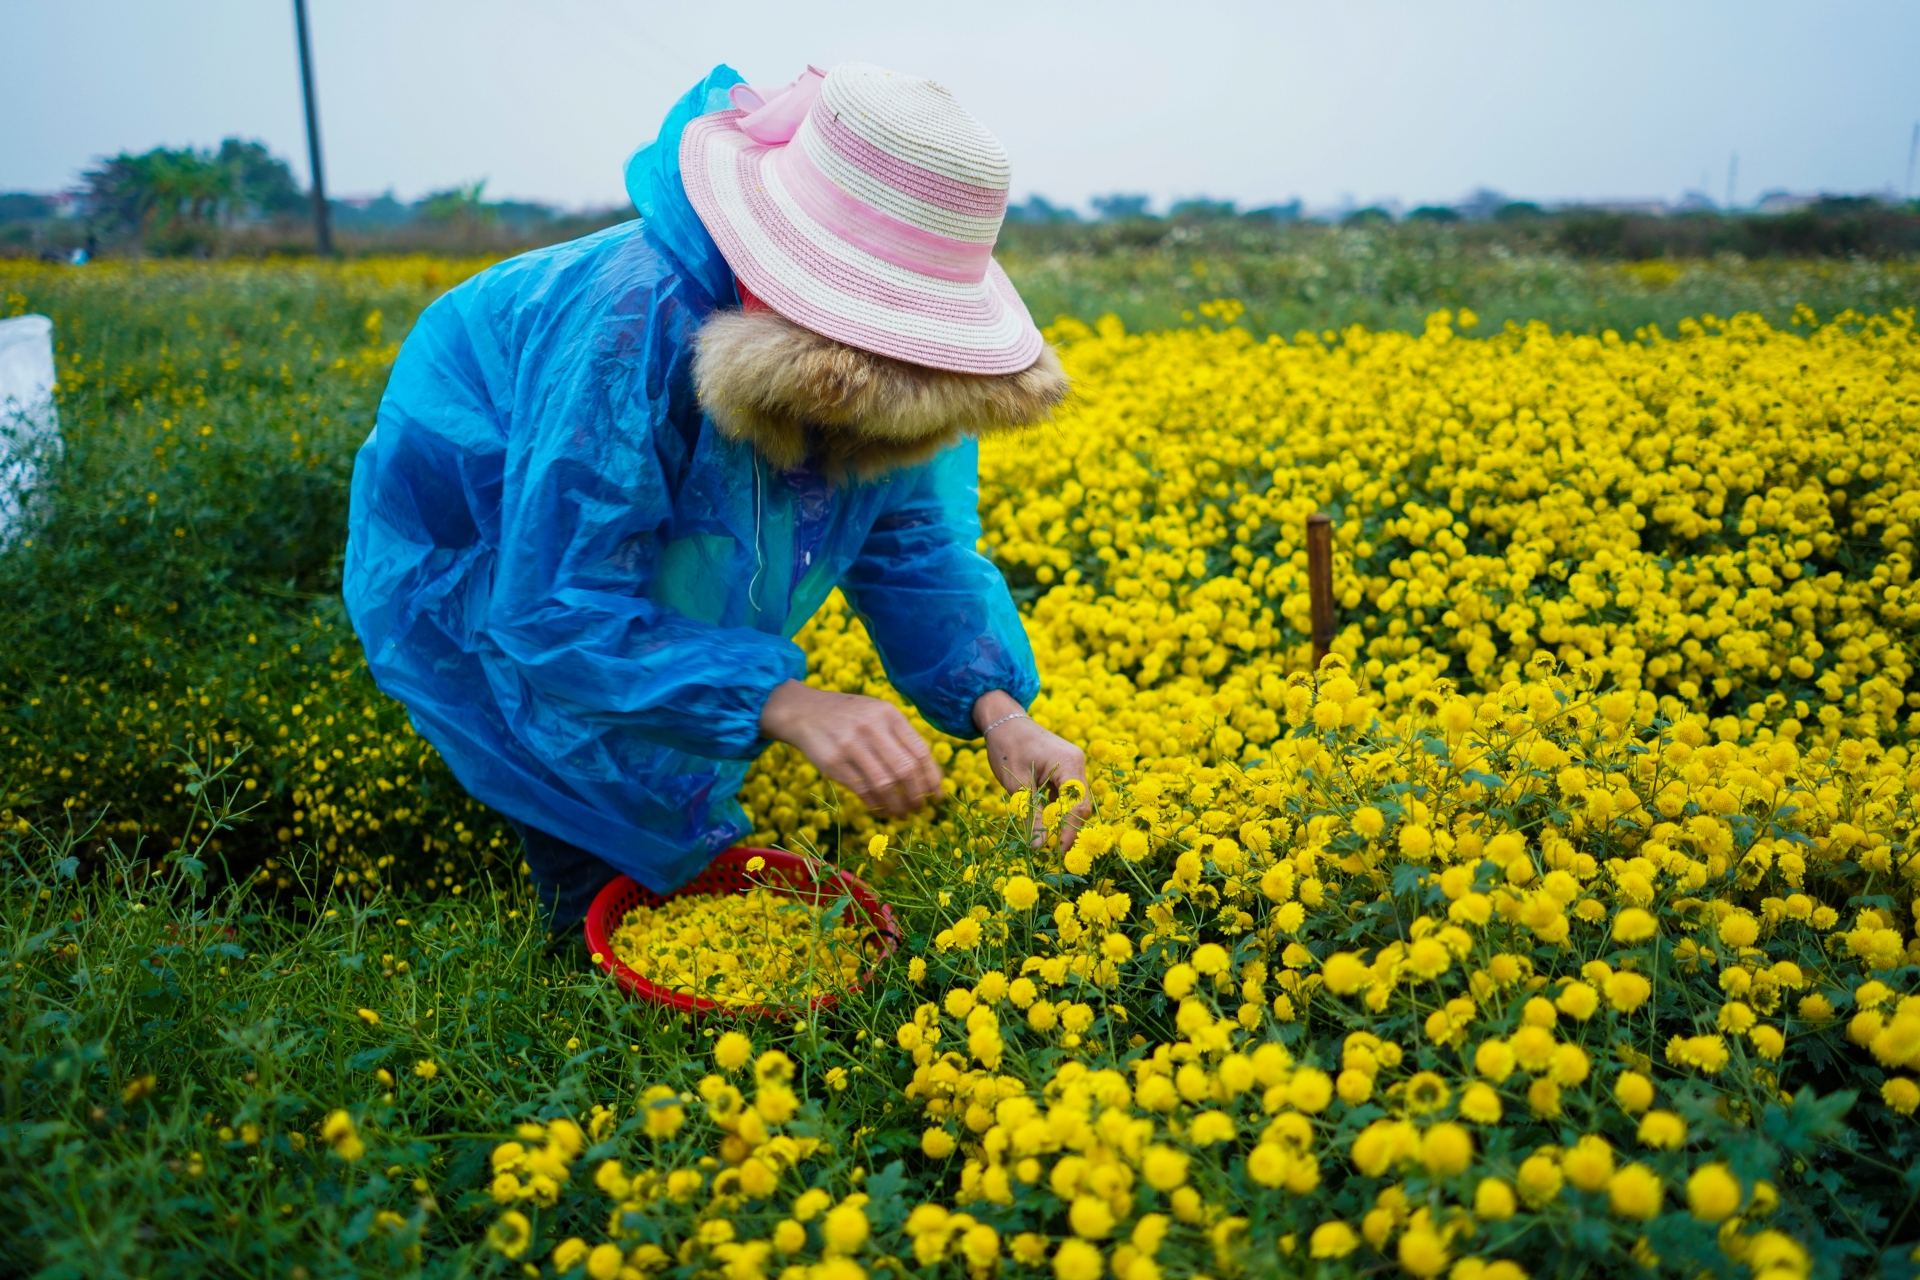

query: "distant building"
(1090, 194), (1152, 221)
(1554, 199), (1671, 217)
(0, 192), (83, 224)
(1004, 195), (1080, 225)
(1243, 201), (1303, 223)
(1457, 188), (1509, 221)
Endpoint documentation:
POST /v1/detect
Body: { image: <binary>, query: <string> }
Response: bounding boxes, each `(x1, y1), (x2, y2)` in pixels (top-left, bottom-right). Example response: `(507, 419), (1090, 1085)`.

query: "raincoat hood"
(343, 66), (1040, 893)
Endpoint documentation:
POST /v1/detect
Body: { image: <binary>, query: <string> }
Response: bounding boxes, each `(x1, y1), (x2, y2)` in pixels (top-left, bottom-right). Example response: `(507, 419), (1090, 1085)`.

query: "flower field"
(3, 259), (1920, 1278)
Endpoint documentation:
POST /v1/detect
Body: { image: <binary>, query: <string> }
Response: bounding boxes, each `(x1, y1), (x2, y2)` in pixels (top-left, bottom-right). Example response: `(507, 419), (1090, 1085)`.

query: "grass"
(998, 221), (1920, 338)
(1, 771), (1006, 1279)
(2, 246), (1919, 1275)
(1, 826), (566, 1278)
(0, 259), (515, 894)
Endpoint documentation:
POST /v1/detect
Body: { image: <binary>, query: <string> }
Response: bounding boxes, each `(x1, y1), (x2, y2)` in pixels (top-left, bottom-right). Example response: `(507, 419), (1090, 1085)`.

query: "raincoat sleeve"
(364, 252), (806, 765)
(839, 439), (1040, 739)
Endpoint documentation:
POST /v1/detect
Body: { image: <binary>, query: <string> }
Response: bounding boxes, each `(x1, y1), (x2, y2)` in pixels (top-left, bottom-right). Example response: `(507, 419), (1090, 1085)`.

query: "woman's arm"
(838, 441), (1041, 735)
(353, 252), (807, 765)
(836, 441), (1090, 843)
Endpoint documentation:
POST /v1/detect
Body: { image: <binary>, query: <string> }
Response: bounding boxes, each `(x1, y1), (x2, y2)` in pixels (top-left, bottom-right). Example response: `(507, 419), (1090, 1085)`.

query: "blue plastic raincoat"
(343, 67), (1039, 892)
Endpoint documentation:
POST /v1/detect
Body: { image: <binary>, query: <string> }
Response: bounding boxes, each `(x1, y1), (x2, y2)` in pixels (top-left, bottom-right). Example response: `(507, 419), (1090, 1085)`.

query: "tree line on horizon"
(4, 138), (1918, 261)
(1002, 188), (1920, 260)
(0, 139), (612, 259)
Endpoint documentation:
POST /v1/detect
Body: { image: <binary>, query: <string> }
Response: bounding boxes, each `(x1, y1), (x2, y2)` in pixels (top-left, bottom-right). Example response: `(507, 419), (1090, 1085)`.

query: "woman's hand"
(759, 681), (942, 817)
(974, 690), (1091, 849)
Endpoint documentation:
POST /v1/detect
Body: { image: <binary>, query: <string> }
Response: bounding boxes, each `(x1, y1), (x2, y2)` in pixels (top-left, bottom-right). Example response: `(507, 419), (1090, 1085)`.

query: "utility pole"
(1725, 152), (1738, 212)
(293, 0), (333, 255)
(1907, 123), (1918, 202)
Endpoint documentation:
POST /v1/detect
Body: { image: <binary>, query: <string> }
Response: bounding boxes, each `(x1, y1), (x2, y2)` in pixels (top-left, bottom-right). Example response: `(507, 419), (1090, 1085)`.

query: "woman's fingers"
(842, 740), (904, 815)
(1055, 759), (1094, 851)
(860, 704), (937, 814)
(872, 749), (919, 815)
(850, 729), (936, 816)
(886, 713), (942, 805)
(871, 721), (918, 809)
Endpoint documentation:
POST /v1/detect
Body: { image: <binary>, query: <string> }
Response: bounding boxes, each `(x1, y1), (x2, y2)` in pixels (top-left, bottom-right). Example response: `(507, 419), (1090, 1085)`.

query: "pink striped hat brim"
(680, 108), (1043, 376)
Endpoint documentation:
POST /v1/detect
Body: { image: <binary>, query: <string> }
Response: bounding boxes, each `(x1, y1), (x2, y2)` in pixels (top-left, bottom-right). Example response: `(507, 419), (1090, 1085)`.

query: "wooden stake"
(1307, 513), (1335, 670)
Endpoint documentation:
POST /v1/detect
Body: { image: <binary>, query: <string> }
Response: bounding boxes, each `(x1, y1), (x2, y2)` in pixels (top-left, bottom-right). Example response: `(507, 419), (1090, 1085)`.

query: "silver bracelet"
(981, 710), (1029, 736)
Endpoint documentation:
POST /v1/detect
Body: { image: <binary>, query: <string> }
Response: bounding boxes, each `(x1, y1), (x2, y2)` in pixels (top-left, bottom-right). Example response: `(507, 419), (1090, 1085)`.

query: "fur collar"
(691, 307), (1069, 482)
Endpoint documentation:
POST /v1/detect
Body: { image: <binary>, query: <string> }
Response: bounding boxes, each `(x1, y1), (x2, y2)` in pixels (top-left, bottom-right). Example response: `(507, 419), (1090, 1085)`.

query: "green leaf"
(347, 1045), (390, 1072)
(1762, 1088), (1856, 1156)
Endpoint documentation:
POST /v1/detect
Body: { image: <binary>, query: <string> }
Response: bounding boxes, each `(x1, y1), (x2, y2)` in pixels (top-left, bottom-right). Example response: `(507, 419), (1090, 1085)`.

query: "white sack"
(0, 314), (60, 549)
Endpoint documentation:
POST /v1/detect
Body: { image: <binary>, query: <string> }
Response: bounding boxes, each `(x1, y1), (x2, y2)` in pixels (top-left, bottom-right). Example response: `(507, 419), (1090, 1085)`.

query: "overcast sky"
(4, 0), (1917, 213)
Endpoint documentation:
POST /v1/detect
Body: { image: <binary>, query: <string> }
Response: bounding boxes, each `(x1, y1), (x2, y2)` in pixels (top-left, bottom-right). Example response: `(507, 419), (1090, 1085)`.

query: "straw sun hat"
(680, 62), (1044, 376)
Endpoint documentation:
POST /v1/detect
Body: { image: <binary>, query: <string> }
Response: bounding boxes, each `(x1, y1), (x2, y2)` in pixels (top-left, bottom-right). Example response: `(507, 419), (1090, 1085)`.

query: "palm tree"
(80, 140), (301, 253)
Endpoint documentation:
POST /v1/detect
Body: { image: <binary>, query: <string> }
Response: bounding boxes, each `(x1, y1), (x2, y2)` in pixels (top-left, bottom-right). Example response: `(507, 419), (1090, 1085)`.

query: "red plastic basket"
(583, 846), (900, 1019)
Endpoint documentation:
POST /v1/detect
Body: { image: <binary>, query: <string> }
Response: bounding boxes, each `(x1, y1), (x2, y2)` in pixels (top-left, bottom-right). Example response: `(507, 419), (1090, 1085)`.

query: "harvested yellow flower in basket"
(584, 847), (898, 1016)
